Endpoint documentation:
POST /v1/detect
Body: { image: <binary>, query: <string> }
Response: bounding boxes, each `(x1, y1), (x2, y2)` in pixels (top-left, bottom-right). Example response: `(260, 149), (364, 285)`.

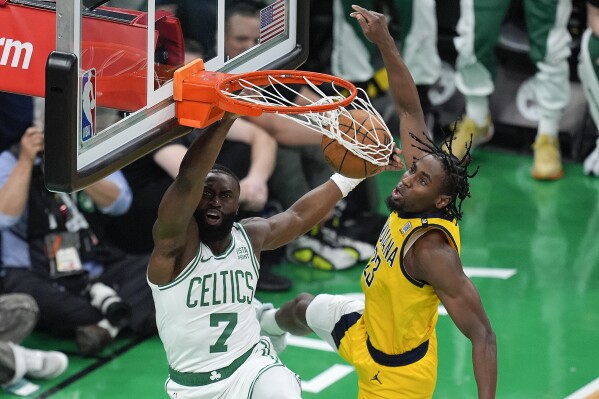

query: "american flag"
(260, 0), (286, 44)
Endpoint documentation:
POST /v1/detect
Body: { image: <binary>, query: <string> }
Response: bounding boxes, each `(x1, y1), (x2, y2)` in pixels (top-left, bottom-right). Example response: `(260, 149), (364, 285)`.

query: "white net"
(221, 74), (394, 167)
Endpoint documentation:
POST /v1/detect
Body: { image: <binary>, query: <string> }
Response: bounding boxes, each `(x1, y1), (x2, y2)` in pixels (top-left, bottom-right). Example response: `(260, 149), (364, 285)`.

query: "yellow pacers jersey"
(332, 212), (461, 398)
(361, 211), (460, 355)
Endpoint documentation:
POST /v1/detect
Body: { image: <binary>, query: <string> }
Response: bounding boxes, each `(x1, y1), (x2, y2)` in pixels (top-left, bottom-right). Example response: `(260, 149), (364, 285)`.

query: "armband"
(330, 173), (365, 198)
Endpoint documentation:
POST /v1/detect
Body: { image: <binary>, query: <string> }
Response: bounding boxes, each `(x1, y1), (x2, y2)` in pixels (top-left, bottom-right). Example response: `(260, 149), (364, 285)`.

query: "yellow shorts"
(306, 294), (437, 399)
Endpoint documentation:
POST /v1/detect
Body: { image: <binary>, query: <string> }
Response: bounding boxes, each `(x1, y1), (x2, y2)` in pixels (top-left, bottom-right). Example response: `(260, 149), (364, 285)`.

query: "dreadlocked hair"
(408, 131), (479, 221)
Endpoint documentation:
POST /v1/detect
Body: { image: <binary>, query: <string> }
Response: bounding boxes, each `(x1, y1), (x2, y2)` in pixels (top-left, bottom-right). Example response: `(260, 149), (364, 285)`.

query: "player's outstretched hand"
(384, 144), (404, 172)
(349, 5), (392, 46)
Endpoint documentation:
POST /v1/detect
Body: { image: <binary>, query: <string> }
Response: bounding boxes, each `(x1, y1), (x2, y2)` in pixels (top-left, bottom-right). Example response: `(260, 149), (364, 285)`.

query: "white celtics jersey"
(149, 223), (261, 373)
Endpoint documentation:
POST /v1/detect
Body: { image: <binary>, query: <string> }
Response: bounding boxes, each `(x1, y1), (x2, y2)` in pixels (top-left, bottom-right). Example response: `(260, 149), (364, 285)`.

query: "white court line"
(287, 335), (334, 352)
(564, 377), (599, 399)
(463, 267), (517, 279)
(286, 336), (353, 393)
(301, 364), (355, 394)
(439, 267), (516, 315)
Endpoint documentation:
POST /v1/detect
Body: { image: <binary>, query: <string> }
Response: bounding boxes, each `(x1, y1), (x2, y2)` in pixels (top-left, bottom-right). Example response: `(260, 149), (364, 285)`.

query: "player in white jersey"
(147, 112), (407, 398)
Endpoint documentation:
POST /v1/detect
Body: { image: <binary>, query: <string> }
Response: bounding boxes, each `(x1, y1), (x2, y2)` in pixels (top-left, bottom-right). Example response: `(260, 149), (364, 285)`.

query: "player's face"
(386, 155), (450, 215)
(225, 14), (260, 59)
(195, 172), (240, 242)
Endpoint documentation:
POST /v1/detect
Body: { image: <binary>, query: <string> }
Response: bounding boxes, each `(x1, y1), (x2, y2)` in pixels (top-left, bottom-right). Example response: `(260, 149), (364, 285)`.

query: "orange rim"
(216, 70), (358, 114)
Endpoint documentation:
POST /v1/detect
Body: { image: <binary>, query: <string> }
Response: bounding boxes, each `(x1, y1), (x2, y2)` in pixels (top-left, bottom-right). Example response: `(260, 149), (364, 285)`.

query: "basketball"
(321, 109), (392, 178)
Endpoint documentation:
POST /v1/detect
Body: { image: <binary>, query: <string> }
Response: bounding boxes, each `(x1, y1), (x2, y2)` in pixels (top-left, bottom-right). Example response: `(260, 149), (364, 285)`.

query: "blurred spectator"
(225, 2), (260, 60)
(101, 139), (188, 255)
(211, 119), (277, 216)
(157, 0), (218, 60)
(0, 293), (68, 389)
(579, 0), (599, 176)
(0, 126), (156, 356)
(391, 0), (441, 125)
(306, 0), (440, 123)
(448, 0), (572, 180)
(0, 93), (33, 153)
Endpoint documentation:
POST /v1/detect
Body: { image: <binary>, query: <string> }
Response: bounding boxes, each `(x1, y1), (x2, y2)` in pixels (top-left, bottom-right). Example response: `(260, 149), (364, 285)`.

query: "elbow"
(107, 189), (132, 216)
(480, 328), (497, 355)
(486, 329), (497, 349)
(470, 325), (497, 352)
(485, 330), (498, 365)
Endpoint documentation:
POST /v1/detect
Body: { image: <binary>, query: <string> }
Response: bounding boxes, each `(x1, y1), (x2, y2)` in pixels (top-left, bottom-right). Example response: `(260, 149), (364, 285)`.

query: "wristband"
(330, 173), (365, 198)
(260, 308), (286, 336)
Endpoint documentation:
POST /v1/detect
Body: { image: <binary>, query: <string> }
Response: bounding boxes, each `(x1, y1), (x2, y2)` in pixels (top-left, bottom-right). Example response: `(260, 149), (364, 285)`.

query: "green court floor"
(9, 148), (599, 399)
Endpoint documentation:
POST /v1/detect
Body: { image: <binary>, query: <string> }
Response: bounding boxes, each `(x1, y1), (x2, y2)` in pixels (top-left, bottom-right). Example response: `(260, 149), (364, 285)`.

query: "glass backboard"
(44, 0), (308, 192)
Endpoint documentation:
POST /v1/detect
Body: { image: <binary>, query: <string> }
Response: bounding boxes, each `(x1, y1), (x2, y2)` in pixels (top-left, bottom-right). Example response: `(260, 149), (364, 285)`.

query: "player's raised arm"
(243, 148), (404, 252)
(350, 5), (427, 168)
(149, 114), (237, 285)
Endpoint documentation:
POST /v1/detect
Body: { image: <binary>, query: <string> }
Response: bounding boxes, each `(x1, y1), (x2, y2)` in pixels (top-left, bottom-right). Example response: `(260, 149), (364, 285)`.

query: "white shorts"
(305, 294), (365, 352)
(164, 338), (301, 399)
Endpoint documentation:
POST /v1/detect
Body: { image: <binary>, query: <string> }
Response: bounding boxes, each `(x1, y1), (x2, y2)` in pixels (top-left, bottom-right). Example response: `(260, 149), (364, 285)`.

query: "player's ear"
(435, 194), (451, 210)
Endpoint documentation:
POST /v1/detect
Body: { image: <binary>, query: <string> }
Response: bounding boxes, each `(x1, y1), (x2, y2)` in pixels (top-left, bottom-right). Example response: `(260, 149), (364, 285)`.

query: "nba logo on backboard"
(81, 68), (96, 142)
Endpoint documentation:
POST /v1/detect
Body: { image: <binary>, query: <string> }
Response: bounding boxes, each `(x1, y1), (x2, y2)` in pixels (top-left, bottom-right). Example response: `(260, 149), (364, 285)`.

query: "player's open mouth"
(205, 210), (222, 225)
(392, 186), (403, 200)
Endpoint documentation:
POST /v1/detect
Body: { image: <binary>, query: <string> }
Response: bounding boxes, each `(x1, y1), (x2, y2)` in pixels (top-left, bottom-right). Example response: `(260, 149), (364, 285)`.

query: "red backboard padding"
(0, 2), (183, 111)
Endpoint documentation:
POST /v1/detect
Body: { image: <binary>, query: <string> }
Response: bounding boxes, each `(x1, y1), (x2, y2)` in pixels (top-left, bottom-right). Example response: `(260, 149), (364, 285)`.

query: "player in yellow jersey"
(258, 6), (497, 399)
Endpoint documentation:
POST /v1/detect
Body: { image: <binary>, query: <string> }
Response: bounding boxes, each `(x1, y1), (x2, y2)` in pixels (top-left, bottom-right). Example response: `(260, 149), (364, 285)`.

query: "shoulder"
(239, 217), (270, 250)
(411, 228), (461, 280)
(413, 228), (453, 252)
(240, 217), (270, 236)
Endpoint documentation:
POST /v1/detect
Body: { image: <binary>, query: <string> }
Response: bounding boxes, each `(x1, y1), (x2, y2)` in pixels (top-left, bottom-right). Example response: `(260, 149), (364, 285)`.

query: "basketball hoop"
(216, 70), (358, 114)
(218, 77), (394, 168)
(174, 59), (394, 167)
